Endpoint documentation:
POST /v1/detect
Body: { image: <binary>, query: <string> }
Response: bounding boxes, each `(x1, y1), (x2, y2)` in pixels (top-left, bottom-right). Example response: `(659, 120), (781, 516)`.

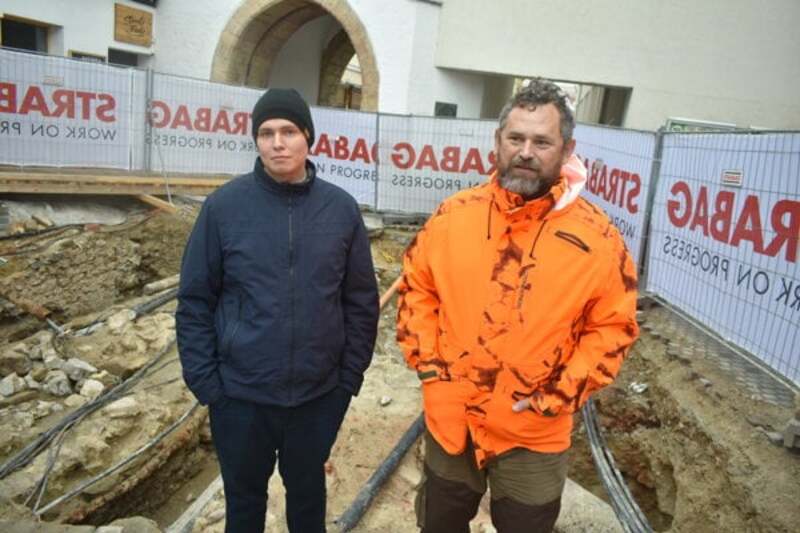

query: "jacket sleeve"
(338, 211), (379, 396)
(396, 218), (442, 382)
(534, 233), (639, 415)
(175, 199), (225, 405)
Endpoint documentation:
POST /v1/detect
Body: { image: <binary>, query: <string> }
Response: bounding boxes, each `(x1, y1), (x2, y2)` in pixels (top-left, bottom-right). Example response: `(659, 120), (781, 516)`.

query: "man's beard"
(497, 158), (558, 200)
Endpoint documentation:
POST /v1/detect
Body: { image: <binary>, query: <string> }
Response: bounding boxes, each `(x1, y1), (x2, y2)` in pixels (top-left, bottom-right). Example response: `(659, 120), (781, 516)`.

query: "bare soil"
(0, 204), (797, 532)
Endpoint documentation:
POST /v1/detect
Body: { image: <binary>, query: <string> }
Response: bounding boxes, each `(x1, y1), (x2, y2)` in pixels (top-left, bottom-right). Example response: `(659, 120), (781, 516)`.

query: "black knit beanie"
(251, 88), (315, 148)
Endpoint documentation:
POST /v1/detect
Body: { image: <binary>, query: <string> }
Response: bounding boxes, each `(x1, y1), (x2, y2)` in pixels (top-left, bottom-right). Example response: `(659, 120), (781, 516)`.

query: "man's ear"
(562, 138), (576, 165)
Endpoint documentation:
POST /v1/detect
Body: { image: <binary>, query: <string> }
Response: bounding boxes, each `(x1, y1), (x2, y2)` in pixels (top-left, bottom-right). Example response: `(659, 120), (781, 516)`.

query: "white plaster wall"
(405, 0), (485, 118)
(268, 15), (340, 103)
(151, 0), (234, 79)
(1, 0), (155, 59)
(435, 0), (800, 130)
(348, 0), (417, 114)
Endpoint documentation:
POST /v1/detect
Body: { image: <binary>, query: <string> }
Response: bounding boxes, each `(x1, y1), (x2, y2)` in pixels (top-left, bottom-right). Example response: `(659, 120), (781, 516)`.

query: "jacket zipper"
(288, 195), (295, 403)
(554, 230), (591, 253)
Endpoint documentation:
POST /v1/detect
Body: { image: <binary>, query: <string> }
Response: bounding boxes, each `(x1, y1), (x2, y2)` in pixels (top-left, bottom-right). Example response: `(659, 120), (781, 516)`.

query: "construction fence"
(1, 48), (798, 387)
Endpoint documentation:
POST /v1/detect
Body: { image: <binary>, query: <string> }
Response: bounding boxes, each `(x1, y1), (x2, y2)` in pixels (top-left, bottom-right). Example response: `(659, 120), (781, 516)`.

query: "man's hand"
(512, 398), (532, 413)
(511, 392), (559, 417)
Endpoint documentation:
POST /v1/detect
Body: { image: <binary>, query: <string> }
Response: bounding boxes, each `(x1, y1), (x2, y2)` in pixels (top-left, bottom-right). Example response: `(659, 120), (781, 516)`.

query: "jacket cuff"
(339, 368), (364, 396)
(188, 372), (224, 406)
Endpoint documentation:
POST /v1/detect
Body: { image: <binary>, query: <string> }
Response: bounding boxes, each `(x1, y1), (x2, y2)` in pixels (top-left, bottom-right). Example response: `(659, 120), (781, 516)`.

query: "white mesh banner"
(646, 132), (800, 384)
(376, 115), (495, 213)
(573, 124), (656, 264)
(308, 107), (377, 207)
(147, 74), (262, 175)
(0, 49), (134, 169)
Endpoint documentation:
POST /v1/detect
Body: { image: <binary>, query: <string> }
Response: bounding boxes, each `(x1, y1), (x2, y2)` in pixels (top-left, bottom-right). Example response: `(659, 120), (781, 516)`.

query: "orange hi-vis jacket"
(397, 156), (639, 468)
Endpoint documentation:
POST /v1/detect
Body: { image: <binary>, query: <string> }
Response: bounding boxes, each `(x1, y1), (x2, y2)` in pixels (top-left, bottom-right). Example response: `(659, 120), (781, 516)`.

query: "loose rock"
(0, 374), (27, 397)
(80, 379), (105, 400)
(104, 396), (140, 418)
(107, 309), (136, 333)
(0, 343), (31, 376)
(63, 357), (98, 382)
(43, 370), (72, 396)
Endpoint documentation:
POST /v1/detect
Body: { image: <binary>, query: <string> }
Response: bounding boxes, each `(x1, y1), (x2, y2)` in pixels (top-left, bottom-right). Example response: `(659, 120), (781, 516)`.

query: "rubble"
(0, 374), (26, 397)
(103, 397), (140, 419)
(43, 370), (72, 396)
(79, 380), (105, 400)
(0, 344), (31, 376)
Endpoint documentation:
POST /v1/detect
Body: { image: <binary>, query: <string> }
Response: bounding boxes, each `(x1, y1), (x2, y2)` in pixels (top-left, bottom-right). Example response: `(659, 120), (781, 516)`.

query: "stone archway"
(317, 29), (356, 108)
(211, 0), (378, 111)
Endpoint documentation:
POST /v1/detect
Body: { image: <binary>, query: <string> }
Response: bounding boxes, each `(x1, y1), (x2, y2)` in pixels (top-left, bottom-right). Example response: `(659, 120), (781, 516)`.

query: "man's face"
(494, 104), (575, 199)
(256, 118), (309, 183)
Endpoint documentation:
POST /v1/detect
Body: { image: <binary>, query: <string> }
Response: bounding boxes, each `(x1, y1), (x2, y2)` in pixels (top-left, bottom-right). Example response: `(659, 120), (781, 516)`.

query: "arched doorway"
(210, 0), (378, 111)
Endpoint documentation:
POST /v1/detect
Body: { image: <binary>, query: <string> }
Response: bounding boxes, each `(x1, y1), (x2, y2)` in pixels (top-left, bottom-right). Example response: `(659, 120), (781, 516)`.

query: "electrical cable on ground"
(582, 398), (653, 533)
(0, 339), (177, 480)
(335, 414), (425, 532)
(34, 401), (200, 517)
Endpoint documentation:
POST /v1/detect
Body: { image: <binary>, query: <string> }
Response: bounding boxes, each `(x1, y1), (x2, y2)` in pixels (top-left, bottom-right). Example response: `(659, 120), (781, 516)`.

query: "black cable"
(336, 414), (425, 531)
(582, 398), (653, 533)
(0, 339), (177, 480)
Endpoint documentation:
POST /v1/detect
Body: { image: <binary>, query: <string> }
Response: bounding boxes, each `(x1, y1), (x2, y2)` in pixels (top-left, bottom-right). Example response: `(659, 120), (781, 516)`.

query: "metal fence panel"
(572, 124), (656, 265)
(0, 48), (134, 169)
(646, 132), (800, 385)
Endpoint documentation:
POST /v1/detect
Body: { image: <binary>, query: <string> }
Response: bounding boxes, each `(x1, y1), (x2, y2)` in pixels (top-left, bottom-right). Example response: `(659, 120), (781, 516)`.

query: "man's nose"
(273, 133), (285, 148)
(518, 140), (534, 159)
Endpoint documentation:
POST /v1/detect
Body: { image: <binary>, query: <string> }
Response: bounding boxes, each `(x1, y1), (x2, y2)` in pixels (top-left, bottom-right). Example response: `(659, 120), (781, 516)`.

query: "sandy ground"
(0, 202), (798, 532)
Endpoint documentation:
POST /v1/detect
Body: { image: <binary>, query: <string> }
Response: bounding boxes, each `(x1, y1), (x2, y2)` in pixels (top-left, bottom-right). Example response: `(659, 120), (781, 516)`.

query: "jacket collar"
(253, 157), (316, 195)
(489, 154), (587, 218)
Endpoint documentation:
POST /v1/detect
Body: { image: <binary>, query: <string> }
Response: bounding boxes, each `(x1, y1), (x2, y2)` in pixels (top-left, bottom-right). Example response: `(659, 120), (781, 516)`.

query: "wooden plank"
(0, 171), (229, 196)
(136, 194), (179, 214)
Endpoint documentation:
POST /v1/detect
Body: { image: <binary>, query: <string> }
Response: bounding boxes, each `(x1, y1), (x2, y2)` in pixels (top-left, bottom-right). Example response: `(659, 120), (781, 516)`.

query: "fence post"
(374, 111), (381, 211)
(637, 127), (665, 291)
(144, 68), (154, 173)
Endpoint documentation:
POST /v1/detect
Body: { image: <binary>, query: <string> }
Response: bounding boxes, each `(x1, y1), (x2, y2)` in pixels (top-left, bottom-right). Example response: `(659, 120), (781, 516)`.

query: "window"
(108, 48), (139, 67)
(434, 101), (458, 118)
(70, 50), (106, 63)
(1, 17), (48, 52)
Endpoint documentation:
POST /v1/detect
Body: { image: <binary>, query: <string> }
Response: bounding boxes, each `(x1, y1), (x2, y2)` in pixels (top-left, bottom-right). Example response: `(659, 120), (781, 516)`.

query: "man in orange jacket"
(396, 78), (639, 532)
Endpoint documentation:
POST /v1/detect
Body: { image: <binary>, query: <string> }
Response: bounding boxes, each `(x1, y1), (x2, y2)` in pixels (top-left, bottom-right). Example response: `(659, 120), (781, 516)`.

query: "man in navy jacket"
(176, 88), (379, 533)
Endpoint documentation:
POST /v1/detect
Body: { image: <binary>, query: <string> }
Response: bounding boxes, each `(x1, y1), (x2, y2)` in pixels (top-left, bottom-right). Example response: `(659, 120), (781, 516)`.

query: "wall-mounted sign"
(721, 169), (743, 187)
(114, 3), (153, 47)
(664, 117), (738, 133)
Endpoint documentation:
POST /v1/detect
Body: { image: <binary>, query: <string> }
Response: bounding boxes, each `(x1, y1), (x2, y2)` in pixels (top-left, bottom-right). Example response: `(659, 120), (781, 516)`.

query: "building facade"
(1, 0), (798, 130)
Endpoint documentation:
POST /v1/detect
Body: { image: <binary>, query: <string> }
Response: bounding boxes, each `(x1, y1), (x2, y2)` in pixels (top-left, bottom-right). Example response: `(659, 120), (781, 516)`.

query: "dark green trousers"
(416, 431), (568, 533)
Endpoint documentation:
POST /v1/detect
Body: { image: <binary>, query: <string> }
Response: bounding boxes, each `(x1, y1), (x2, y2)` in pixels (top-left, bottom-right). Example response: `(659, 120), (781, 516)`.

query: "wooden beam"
(0, 171), (230, 196)
(136, 194), (179, 214)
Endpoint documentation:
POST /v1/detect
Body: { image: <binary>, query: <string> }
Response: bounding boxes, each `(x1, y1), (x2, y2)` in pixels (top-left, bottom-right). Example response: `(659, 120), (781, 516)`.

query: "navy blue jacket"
(176, 158), (379, 407)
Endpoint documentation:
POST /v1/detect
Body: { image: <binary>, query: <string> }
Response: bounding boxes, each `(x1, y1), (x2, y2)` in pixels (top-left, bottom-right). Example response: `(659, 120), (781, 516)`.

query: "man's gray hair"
(498, 78), (575, 143)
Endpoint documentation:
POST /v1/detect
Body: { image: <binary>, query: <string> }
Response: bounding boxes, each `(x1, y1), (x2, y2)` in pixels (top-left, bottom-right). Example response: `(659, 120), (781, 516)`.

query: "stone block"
(63, 357), (98, 382)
